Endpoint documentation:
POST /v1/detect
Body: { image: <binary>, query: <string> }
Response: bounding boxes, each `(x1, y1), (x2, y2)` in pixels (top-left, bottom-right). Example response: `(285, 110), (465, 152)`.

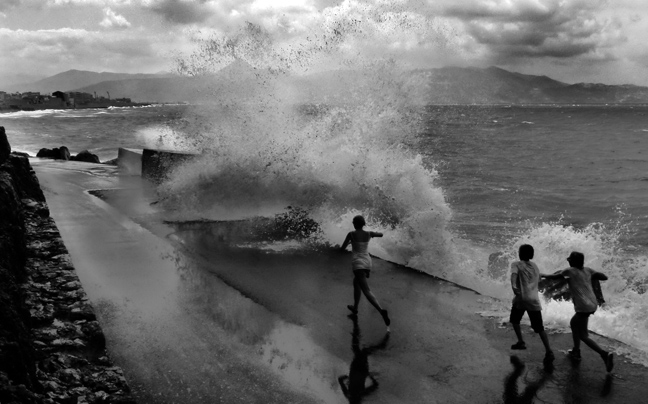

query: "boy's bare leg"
(570, 314), (582, 351)
(512, 324), (524, 345)
(356, 274), (383, 311)
(579, 314), (607, 355)
(539, 330), (553, 356)
(582, 334), (607, 355)
(352, 276), (362, 309)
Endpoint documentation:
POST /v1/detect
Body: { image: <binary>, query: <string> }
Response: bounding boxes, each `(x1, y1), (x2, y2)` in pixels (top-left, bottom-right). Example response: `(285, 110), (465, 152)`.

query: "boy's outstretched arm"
(541, 271), (565, 280)
(592, 271), (608, 281)
(370, 231), (383, 238)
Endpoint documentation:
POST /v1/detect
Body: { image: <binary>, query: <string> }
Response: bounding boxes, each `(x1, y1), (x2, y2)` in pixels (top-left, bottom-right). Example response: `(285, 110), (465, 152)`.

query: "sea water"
(3, 29), (648, 366)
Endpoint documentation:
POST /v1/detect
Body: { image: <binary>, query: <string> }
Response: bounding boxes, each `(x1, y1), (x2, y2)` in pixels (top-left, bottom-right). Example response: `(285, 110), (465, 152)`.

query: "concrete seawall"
(0, 127), (135, 404)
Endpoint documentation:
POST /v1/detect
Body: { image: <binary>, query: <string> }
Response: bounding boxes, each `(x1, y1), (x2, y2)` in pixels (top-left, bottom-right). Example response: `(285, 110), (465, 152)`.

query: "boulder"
(0, 126), (10, 164)
(71, 150), (100, 164)
(36, 146), (70, 160)
(35, 148), (52, 158)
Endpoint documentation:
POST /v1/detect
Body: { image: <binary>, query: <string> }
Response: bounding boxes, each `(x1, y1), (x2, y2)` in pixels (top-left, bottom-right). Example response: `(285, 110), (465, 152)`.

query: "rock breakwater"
(0, 127), (135, 404)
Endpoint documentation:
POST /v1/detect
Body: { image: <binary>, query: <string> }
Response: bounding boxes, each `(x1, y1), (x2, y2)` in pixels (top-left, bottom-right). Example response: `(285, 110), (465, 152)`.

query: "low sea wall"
(0, 127), (135, 404)
(141, 149), (199, 184)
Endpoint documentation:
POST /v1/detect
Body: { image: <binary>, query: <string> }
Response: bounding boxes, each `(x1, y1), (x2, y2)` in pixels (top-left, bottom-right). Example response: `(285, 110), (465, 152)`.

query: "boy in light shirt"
(542, 251), (613, 372)
(509, 244), (554, 362)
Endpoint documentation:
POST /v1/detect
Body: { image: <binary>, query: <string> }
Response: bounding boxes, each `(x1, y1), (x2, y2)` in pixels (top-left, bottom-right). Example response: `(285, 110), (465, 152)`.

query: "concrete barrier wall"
(117, 147), (143, 175)
(141, 149), (200, 184)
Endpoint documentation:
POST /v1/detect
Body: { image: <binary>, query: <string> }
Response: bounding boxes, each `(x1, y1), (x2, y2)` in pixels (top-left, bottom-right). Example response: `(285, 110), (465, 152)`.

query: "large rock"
(70, 150), (100, 164)
(0, 126), (10, 164)
(36, 146), (70, 160)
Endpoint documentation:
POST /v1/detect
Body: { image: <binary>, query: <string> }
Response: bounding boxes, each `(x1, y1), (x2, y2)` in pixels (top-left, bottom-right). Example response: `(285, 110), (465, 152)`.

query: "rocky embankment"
(0, 127), (134, 404)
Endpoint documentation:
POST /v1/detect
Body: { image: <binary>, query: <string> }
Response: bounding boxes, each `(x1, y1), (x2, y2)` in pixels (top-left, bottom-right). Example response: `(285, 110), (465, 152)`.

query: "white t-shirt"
(511, 260), (542, 311)
(559, 267), (598, 313)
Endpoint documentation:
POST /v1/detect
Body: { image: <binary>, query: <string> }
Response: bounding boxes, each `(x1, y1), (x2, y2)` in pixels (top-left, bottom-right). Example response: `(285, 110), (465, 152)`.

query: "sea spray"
(466, 217), (648, 365)
(157, 21), (455, 272)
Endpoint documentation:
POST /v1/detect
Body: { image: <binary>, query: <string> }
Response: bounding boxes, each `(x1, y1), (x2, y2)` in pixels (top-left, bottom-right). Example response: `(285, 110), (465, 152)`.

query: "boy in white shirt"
(509, 244), (554, 361)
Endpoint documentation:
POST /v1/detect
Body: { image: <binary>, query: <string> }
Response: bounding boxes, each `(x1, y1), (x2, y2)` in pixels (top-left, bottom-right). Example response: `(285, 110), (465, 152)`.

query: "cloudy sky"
(1, 0), (647, 86)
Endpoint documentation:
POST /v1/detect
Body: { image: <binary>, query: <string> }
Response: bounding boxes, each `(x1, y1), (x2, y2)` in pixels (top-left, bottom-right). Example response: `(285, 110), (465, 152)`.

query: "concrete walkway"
(33, 159), (648, 404)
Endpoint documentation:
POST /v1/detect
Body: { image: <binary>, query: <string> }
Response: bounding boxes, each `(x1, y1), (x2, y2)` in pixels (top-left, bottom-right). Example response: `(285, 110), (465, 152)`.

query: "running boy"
(542, 251), (614, 372)
(340, 215), (390, 330)
(509, 244), (554, 361)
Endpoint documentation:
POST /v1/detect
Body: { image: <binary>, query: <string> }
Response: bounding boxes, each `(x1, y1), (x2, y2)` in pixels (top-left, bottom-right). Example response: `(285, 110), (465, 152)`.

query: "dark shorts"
(353, 269), (370, 278)
(570, 312), (595, 337)
(510, 306), (544, 333)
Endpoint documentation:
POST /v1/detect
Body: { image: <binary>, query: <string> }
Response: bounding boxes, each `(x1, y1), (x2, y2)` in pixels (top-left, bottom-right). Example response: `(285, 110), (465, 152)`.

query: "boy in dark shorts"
(509, 244), (554, 361)
(542, 251), (613, 372)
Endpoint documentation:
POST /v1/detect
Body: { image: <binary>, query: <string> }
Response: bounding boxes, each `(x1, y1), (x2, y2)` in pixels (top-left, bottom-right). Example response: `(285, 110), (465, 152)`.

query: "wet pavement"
(32, 158), (648, 404)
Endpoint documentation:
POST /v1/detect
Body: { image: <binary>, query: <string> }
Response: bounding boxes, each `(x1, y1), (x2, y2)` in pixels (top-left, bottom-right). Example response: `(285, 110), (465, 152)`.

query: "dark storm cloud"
(467, 18), (609, 59)
(444, 0), (559, 23)
(443, 0), (622, 60)
(147, 0), (214, 24)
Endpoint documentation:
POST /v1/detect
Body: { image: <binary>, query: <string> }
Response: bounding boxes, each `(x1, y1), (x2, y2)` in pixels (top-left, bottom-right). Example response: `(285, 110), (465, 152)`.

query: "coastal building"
(0, 89), (142, 110)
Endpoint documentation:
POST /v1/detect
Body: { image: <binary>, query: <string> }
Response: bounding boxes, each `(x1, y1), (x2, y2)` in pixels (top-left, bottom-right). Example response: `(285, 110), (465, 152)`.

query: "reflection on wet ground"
(338, 315), (390, 403)
(503, 355), (553, 404)
(503, 353), (618, 404)
(162, 246), (346, 403)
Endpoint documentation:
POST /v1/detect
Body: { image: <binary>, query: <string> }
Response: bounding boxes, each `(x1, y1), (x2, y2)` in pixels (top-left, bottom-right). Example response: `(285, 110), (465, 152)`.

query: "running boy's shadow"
(503, 355), (553, 404)
(338, 316), (390, 403)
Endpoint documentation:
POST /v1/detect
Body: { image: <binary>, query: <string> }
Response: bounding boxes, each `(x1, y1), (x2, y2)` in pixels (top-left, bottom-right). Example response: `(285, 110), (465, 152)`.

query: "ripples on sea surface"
(420, 104), (648, 249)
(2, 105), (189, 162)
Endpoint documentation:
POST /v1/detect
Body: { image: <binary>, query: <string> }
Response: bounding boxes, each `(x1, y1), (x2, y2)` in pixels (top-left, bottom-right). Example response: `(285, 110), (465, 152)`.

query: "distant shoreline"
(0, 101), (153, 112)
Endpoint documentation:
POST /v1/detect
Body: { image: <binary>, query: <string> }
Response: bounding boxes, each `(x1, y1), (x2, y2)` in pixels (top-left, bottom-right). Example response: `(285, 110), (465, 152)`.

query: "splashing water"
(153, 19), (648, 365)
(459, 217), (648, 366)
(158, 20), (454, 268)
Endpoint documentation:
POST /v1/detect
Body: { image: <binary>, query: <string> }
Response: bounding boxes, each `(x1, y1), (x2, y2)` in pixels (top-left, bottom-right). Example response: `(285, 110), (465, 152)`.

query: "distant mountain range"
(407, 66), (648, 104)
(5, 66), (648, 105)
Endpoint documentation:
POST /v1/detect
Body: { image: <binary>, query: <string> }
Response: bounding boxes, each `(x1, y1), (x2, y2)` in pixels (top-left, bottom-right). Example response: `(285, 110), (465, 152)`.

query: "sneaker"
(568, 349), (582, 361)
(511, 342), (527, 350)
(544, 351), (555, 362)
(603, 352), (614, 372)
(380, 309), (391, 327)
(347, 305), (358, 314)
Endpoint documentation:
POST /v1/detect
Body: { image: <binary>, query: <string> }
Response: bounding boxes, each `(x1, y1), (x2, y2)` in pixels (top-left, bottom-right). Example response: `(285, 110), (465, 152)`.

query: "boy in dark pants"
(542, 251), (614, 372)
(509, 244), (554, 361)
